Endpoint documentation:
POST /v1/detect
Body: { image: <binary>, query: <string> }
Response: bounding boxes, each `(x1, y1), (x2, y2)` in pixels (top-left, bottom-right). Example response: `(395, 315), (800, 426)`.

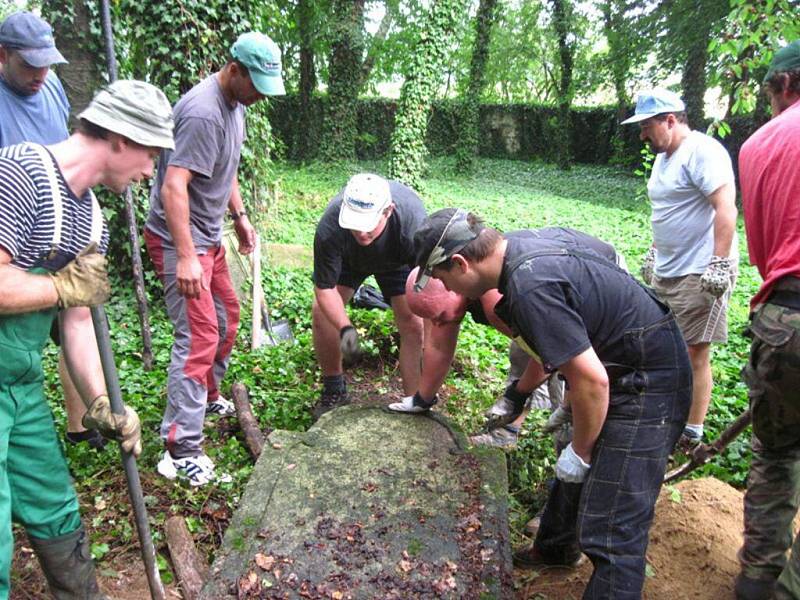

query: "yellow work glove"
(82, 394), (142, 457)
(50, 243), (110, 308)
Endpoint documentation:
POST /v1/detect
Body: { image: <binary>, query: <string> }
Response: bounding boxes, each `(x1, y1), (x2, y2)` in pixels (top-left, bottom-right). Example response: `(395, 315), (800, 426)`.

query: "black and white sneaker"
(205, 396), (236, 417)
(157, 451), (232, 487)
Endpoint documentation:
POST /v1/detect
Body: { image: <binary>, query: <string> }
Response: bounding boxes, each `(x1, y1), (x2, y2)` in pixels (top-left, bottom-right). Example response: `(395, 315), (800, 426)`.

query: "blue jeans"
(534, 314), (692, 599)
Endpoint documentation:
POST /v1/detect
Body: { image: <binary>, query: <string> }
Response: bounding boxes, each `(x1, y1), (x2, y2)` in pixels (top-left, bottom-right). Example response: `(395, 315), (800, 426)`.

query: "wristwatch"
(229, 209), (247, 221)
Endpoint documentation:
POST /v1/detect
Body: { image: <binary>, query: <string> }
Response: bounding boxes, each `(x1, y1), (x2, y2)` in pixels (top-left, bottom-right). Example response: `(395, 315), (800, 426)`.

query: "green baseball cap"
(764, 40), (800, 83)
(78, 80), (174, 150)
(231, 32), (285, 96)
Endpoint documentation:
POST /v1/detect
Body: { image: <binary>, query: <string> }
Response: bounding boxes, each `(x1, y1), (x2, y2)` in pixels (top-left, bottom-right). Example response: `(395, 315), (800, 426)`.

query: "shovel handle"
(90, 306), (165, 600)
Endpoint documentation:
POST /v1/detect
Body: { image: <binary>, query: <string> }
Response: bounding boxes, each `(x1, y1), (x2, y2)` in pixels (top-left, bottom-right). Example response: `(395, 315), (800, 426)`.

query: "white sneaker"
(157, 451), (233, 487)
(205, 396), (236, 417)
(469, 426), (519, 451)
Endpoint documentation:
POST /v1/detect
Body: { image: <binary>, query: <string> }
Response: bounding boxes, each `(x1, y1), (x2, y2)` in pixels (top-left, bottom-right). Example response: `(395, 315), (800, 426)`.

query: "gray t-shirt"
(647, 130), (735, 277)
(146, 75), (245, 251)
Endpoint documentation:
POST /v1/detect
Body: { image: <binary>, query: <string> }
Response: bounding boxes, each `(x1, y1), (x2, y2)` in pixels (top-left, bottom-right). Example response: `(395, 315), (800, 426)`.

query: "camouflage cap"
(78, 80), (174, 150)
(413, 208), (483, 292)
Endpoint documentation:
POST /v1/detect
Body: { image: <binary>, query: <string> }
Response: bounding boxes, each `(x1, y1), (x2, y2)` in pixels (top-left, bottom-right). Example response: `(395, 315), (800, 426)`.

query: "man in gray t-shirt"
(145, 32), (285, 487)
(622, 88), (738, 449)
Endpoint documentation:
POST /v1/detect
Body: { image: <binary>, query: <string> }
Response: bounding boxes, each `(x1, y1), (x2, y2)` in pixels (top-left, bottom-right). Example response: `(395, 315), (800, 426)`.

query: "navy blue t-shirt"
(313, 181), (426, 288)
(465, 228), (619, 326)
(495, 234), (665, 372)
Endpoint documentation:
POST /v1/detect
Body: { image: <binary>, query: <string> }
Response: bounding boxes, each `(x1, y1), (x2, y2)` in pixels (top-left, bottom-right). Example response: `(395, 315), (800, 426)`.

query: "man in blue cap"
(145, 31), (285, 486)
(622, 88), (738, 451)
(0, 11), (108, 451)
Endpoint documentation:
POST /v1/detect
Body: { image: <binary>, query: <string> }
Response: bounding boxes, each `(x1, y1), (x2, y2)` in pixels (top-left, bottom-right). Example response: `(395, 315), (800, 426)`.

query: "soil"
(516, 477), (745, 599)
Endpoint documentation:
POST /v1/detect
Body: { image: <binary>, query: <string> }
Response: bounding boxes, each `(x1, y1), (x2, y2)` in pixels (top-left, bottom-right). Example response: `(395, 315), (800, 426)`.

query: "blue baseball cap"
(231, 32), (285, 96)
(0, 12), (67, 68)
(621, 89), (685, 124)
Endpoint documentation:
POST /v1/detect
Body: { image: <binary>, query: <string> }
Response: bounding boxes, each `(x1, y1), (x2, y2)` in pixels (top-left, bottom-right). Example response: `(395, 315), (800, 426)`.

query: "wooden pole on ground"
(164, 516), (209, 600)
(231, 382), (265, 459)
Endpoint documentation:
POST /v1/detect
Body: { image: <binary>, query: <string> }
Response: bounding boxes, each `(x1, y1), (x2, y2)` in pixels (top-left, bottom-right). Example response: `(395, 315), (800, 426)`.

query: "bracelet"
(229, 210), (247, 221)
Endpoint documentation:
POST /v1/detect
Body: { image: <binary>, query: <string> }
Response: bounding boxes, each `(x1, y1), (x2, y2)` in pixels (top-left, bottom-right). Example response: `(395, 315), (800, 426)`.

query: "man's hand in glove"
(339, 325), (360, 366)
(542, 404), (572, 434)
(555, 442), (591, 483)
(700, 255), (734, 298)
(82, 394), (142, 457)
(485, 380), (529, 429)
(50, 243), (110, 308)
(640, 247), (656, 286)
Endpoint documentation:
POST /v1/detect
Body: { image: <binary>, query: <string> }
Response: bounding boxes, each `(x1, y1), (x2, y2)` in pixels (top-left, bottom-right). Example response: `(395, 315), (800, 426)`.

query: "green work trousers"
(0, 301), (82, 598)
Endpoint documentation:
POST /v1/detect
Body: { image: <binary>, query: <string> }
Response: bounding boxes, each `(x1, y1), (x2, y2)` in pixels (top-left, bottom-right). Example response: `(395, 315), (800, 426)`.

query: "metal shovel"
(251, 236), (293, 349)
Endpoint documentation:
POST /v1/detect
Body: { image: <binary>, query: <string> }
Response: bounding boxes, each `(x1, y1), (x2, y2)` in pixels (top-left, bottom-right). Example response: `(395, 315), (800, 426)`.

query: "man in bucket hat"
(0, 79), (173, 598)
(0, 10), (113, 452)
(734, 40), (800, 600)
(413, 208), (691, 598)
(622, 88), (738, 452)
(145, 31), (284, 486)
(310, 173), (426, 419)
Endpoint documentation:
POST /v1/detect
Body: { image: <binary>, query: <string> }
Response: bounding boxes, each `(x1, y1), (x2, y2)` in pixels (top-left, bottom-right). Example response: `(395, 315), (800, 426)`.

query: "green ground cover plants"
(16, 157), (757, 587)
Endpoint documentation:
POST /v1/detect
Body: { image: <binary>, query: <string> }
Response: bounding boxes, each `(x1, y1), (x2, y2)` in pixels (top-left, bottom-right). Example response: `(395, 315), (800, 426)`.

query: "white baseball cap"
(338, 173), (392, 232)
(621, 89), (686, 125)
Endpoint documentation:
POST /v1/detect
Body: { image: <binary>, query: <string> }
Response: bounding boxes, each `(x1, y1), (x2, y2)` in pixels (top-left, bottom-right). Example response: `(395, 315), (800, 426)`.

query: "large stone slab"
(201, 406), (513, 599)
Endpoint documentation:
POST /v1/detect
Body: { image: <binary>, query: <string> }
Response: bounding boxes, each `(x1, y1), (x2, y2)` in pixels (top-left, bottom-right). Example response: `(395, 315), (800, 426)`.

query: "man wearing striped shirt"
(0, 10), (108, 450)
(0, 81), (172, 599)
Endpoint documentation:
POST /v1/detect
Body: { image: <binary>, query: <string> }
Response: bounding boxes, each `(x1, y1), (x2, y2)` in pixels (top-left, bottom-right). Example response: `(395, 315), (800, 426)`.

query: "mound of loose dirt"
(517, 477), (745, 599)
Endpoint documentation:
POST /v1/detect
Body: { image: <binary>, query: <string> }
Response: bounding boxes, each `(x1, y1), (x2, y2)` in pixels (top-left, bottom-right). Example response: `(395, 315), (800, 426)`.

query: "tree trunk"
(294, 0), (317, 160)
(231, 383), (266, 460)
(319, 0), (366, 162)
(681, 29), (708, 127)
(165, 517), (209, 600)
(389, 0), (469, 188)
(455, 0), (500, 173)
(550, 0), (574, 170)
(42, 0), (103, 119)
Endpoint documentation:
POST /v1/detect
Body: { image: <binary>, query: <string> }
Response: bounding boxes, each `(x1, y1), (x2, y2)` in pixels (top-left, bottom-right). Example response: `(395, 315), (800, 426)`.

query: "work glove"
(542, 404), (572, 434)
(82, 394), (142, 457)
(640, 247), (656, 286)
(388, 392), (437, 413)
(700, 255), (734, 298)
(555, 442), (591, 483)
(50, 243), (110, 308)
(339, 325), (361, 366)
(485, 380), (529, 430)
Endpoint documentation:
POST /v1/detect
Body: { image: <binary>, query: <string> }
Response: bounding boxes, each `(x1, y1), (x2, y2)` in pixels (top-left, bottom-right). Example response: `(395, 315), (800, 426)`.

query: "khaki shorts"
(652, 269), (737, 345)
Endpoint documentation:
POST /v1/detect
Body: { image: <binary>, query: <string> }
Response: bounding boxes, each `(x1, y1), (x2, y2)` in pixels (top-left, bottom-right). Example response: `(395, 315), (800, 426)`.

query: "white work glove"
(339, 325), (360, 366)
(542, 405), (572, 434)
(640, 247), (656, 286)
(555, 442), (591, 483)
(388, 392), (437, 413)
(700, 255), (733, 298)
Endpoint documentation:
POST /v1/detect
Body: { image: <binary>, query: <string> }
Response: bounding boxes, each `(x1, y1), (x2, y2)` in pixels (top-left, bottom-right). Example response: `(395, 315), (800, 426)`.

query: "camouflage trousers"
(740, 300), (800, 599)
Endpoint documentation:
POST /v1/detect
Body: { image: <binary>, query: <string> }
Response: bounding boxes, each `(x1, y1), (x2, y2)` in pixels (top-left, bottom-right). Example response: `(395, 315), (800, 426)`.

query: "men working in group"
(311, 173), (425, 418)
(735, 40), (800, 600)
(0, 11), (106, 449)
(623, 88), (738, 449)
(413, 208), (691, 598)
(391, 227), (624, 452)
(0, 80), (171, 599)
(145, 31), (285, 486)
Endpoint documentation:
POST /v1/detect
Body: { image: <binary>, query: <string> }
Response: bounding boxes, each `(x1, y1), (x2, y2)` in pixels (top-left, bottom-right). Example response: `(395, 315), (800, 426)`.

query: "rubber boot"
(734, 572), (775, 600)
(28, 525), (108, 599)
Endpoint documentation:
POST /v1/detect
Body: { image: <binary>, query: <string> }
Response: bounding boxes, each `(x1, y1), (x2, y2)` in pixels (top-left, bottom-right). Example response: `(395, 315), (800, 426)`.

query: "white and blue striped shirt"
(0, 143), (109, 270)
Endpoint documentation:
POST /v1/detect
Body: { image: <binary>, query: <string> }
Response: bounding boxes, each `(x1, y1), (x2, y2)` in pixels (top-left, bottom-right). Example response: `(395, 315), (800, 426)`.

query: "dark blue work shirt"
(495, 234), (666, 372)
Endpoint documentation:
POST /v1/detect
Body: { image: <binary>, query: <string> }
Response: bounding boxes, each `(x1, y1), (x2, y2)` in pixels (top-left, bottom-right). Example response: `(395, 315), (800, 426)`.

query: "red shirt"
(739, 98), (800, 308)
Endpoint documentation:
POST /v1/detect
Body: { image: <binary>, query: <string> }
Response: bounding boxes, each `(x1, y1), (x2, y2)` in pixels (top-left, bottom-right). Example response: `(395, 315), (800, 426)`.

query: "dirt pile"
(517, 477), (745, 599)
